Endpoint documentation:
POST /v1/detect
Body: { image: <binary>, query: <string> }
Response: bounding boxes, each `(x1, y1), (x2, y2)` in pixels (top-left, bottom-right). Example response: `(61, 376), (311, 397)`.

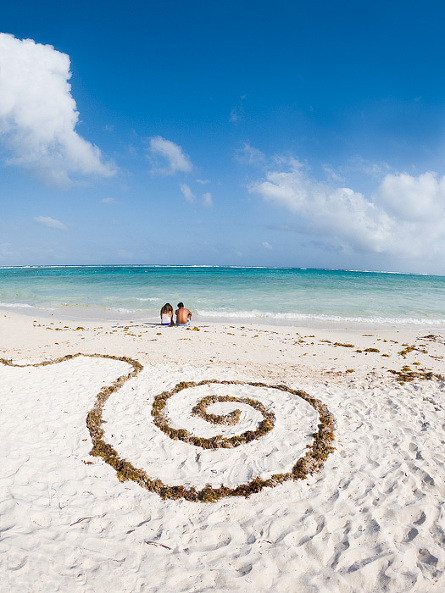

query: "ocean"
(0, 265), (444, 328)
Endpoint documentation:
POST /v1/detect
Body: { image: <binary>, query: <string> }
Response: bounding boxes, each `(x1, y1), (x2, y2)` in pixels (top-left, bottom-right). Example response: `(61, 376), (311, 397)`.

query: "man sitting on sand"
(175, 302), (192, 326)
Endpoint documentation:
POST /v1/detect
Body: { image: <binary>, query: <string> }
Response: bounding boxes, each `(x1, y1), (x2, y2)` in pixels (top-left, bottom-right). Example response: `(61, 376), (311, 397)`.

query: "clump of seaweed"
(398, 344), (428, 358)
(364, 347), (380, 353)
(420, 334), (445, 345)
(389, 365), (442, 384)
(334, 342), (355, 348)
(192, 395), (243, 426)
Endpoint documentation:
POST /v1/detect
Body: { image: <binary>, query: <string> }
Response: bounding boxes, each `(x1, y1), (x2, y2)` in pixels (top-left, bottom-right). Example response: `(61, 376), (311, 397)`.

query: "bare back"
(176, 307), (191, 324)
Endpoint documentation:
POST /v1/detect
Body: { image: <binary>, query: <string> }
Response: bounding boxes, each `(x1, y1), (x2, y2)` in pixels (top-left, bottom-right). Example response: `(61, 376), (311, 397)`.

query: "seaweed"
(398, 344), (428, 358)
(0, 354), (336, 503)
(388, 366), (442, 384)
(152, 387), (276, 449)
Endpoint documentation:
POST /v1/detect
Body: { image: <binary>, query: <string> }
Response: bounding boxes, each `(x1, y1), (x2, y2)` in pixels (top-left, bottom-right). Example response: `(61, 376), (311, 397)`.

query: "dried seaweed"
(153, 384), (275, 448)
(0, 354), (336, 503)
(388, 365), (443, 384)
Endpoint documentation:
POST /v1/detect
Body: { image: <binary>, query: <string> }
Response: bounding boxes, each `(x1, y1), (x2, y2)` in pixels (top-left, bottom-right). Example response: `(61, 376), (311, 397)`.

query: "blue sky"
(1, 0), (445, 273)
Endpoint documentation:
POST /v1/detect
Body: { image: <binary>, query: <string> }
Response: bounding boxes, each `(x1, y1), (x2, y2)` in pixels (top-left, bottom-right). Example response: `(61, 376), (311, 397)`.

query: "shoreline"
(1, 308), (444, 377)
(1, 303), (444, 333)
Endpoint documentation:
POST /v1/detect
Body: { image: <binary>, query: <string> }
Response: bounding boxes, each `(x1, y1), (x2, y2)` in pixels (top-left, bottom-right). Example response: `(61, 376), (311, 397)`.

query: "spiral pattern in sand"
(152, 382), (276, 449)
(93, 370), (336, 502)
(0, 354), (336, 503)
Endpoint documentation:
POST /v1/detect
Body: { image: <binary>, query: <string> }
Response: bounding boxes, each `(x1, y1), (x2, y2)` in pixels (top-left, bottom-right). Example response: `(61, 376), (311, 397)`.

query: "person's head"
(177, 302), (184, 309)
(161, 302), (173, 314)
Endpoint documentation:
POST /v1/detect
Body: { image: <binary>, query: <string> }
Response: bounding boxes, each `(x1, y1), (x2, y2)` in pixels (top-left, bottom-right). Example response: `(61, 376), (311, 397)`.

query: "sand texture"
(0, 311), (444, 592)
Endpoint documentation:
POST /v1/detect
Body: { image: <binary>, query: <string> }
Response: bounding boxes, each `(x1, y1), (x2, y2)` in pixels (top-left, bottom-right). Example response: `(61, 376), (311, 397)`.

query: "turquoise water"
(0, 265), (444, 327)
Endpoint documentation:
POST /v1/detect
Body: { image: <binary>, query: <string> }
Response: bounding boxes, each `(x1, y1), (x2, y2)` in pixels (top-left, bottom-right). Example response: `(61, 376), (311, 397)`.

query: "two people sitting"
(160, 302), (192, 327)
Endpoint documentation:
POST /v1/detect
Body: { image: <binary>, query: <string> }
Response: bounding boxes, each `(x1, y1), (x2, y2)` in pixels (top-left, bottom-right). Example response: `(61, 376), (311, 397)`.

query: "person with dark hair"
(175, 302), (192, 326)
(160, 303), (174, 326)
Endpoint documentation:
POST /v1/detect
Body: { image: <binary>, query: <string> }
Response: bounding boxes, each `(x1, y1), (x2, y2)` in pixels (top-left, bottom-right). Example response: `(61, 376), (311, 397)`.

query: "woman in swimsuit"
(160, 303), (174, 326)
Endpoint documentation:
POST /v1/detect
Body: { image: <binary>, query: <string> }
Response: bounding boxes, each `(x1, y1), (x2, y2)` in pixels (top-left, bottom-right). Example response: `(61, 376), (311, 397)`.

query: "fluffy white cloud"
(250, 157), (445, 262)
(375, 172), (445, 222)
(34, 216), (67, 230)
(179, 183), (195, 202)
(0, 33), (115, 185)
(148, 136), (192, 175)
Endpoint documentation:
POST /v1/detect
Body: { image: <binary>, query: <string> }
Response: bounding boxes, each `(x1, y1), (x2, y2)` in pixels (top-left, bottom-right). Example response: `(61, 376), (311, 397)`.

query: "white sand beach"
(1, 310), (444, 592)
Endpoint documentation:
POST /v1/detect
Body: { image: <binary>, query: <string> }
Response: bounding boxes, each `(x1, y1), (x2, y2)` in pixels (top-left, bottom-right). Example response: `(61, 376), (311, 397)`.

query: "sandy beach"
(1, 310), (444, 592)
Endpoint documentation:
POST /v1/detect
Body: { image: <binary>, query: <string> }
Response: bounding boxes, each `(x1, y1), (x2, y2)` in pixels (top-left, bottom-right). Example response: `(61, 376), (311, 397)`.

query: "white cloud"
(180, 185), (213, 208)
(0, 33), (115, 185)
(374, 172), (445, 222)
(262, 241), (273, 250)
(249, 157), (445, 262)
(202, 192), (212, 207)
(34, 216), (67, 230)
(196, 178), (210, 185)
(148, 136), (192, 175)
(102, 197), (118, 204)
(180, 183), (196, 203)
